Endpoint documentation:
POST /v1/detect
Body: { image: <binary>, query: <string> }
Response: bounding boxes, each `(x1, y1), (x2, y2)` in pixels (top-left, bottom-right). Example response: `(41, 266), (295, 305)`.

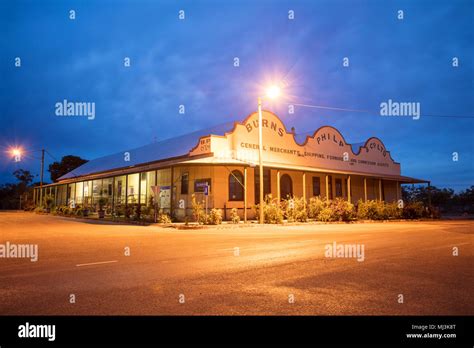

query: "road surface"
(0, 212), (472, 315)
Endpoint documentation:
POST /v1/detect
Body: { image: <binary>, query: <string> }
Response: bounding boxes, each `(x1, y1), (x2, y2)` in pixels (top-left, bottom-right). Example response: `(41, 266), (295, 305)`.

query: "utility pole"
(40, 149), (44, 206)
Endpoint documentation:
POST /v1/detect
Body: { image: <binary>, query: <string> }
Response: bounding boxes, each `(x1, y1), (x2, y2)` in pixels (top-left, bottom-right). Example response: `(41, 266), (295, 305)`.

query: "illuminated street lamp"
(8, 146), (45, 206)
(10, 147), (22, 162)
(257, 85), (281, 224)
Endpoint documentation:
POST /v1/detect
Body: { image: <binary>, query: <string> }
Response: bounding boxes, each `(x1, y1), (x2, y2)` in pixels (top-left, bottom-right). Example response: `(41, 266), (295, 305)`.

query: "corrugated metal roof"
(58, 121), (236, 181)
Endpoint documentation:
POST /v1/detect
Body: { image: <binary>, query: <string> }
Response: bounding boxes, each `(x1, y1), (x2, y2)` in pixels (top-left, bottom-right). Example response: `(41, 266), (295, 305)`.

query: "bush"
(308, 196), (326, 219)
(158, 213), (172, 224)
(208, 208), (223, 225)
(255, 195), (283, 224)
(191, 194), (206, 224)
(284, 197), (308, 222)
(114, 205), (125, 217)
(75, 207), (84, 216)
(318, 206), (335, 222)
(34, 206), (44, 213)
(383, 202), (402, 219)
(230, 208), (240, 224)
(403, 201), (424, 219)
(331, 198), (355, 222)
(44, 195), (54, 209)
(357, 200), (384, 220)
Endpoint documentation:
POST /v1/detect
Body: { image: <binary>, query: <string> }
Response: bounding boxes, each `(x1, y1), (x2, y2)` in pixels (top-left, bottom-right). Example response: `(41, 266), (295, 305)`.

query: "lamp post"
(257, 85), (281, 224)
(257, 97), (264, 224)
(9, 147), (45, 206)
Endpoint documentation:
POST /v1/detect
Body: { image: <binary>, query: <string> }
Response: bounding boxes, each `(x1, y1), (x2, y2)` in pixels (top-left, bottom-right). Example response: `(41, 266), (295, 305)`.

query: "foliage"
(43, 194), (55, 208)
(283, 197), (308, 222)
(208, 208), (223, 225)
(330, 198), (355, 221)
(308, 196), (326, 219)
(356, 200), (385, 220)
(191, 194), (206, 224)
(13, 169), (34, 186)
(383, 202), (402, 219)
(255, 195), (284, 224)
(230, 208), (240, 224)
(48, 155), (88, 182)
(317, 206), (335, 222)
(98, 197), (108, 210)
(402, 201), (424, 219)
(158, 213), (172, 224)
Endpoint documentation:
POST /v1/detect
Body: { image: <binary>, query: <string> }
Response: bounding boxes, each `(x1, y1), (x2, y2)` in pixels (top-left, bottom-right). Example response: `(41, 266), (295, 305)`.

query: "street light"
(10, 147), (23, 162)
(257, 84), (281, 224)
(8, 147), (45, 206)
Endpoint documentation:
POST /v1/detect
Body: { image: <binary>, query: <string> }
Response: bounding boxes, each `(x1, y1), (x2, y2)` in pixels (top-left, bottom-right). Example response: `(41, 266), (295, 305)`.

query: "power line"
(291, 102), (474, 119)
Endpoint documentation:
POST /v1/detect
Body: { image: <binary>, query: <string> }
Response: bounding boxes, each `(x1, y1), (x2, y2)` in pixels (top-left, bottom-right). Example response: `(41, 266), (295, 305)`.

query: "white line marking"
(76, 260), (118, 267)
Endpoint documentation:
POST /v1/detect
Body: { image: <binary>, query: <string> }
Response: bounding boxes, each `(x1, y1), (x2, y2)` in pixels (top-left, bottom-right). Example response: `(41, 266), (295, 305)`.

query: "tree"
(48, 155), (88, 182)
(13, 169), (34, 186)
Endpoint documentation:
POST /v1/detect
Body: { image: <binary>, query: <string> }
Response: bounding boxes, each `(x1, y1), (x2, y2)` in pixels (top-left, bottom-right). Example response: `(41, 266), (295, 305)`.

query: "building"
(34, 111), (429, 220)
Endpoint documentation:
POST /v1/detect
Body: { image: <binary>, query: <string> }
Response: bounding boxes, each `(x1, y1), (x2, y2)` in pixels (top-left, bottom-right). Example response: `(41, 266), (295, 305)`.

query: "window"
(145, 171), (156, 206)
(140, 172), (147, 204)
(127, 173), (139, 204)
(229, 170), (244, 201)
(181, 172), (189, 195)
(312, 176), (321, 196)
(327, 175), (333, 200)
(335, 178), (343, 197)
(114, 175), (126, 206)
(280, 174), (293, 199)
(75, 181), (83, 204)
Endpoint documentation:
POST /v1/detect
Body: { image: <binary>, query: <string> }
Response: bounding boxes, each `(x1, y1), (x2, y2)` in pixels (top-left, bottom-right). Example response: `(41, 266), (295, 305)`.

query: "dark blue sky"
(1, 0), (473, 190)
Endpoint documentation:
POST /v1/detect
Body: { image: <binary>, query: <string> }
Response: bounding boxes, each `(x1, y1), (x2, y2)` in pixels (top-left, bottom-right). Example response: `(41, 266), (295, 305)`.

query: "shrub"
(114, 205), (125, 217)
(284, 197), (308, 222)
(383, 202), (402, 219)
(331, 198), (355, 221)
(318, 206), (334, 222)
(34, 206), (44, 213)
(158, 213), (172, 224)
(357, 200), (384, 220)
(98, 197), (108, 211)
(230, 208), (240, 224)
(208, 208), (223, 225)
(191, 194), (206, 224)
(255, 195), (283, 224)
(44, 195), (54, 209)
(308, 196), (326, 219)
(402, 201), (424, 219)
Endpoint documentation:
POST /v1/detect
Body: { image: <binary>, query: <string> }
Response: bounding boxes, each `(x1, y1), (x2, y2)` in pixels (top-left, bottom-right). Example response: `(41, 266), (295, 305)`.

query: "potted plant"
(82, 201), (90, 217)
(98, 197), (108, 219)
(44, 195), (54, 213)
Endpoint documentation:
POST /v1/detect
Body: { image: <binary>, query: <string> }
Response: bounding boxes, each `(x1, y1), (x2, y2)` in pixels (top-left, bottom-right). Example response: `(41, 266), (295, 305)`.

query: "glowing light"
(266, 85), (281, 99)
(9, 147), (23, 162)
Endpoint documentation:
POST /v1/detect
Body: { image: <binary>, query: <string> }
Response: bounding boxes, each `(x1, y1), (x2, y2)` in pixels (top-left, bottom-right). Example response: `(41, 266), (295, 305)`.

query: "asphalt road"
(0, 212), (472, 315)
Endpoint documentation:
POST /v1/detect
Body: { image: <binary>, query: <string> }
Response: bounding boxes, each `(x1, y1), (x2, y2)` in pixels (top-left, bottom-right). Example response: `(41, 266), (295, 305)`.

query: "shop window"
(327, 175), (333, 200)
(312, 176), (321, 196)
(181, 172), (189, 195)
(280, 174), (293, 199)
(229, 170), (244, 201)
(335, 178), (343, 197)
